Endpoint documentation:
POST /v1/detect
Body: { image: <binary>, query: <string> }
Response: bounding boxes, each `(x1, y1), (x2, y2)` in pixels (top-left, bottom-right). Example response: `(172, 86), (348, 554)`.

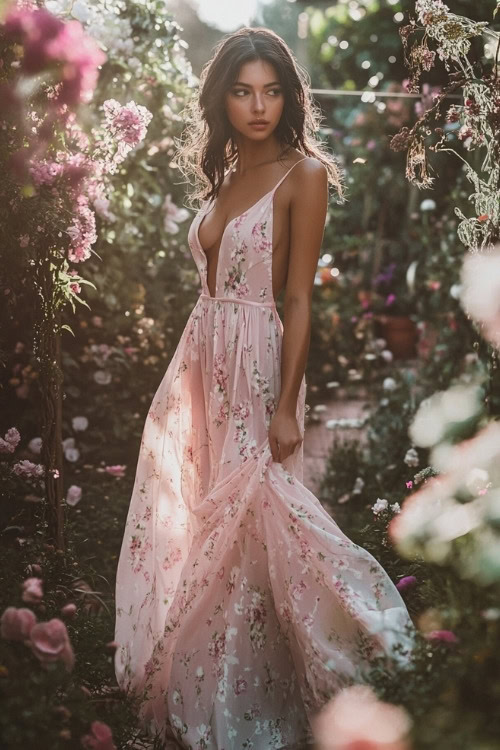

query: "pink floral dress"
(114, 160), (415, 749)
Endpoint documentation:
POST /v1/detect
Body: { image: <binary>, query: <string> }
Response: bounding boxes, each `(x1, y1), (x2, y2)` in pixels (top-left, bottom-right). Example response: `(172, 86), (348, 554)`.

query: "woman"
(115, 27), (414, 750)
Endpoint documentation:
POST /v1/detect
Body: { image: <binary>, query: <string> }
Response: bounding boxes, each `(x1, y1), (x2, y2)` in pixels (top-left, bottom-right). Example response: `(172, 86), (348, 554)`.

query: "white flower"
(461, 248), (500, 349)
(352, 477), (365, 494)
(465, 468), (489, 496)
(71, 0), (91, 22)
(404, 447), (420, 467)
(372, 498), (389, 515)
(72, 416), (89, 432)
(383, 377), (397, 391)
(64, 447), (80, 463)
(28, 437), (42, 455)
(66, 485), (82, 506)
(62, 437), (76, 451)
(313, 404), (328, 413)
(420, 199), (436, 211)
(326, 418), (365, 430)
(163, 194), (190, 234)
(450, 283), (462, 300)
(390, 502), (401, 514)
(94, 370), (112, 385)
(410, 384), (482, 448)
(381, 349), (393, 363)
(128, 57), (142, 71)
(93, 196), (117, 223)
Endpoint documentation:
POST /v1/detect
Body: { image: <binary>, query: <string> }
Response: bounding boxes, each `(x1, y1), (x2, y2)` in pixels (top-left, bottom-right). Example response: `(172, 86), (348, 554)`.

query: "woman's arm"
(268, 158), (329, 463)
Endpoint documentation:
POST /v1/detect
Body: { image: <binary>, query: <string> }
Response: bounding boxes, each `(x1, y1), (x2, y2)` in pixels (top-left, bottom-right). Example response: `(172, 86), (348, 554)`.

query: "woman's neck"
(231, 136), (291, 176)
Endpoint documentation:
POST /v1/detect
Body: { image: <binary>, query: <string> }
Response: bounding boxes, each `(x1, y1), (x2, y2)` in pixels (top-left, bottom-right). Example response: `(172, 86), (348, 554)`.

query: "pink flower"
(105, 464), (126, 477)
(312, 684), (412, 750)
(406, 481), (413, 489)
(1, 607), (37, 640)
(28, 618), (75, 671)
(22, 577), (44, 603)
(81, 721), (117, 750)
(0, 427), (21, 453)
(12, 460), (45, 479)
(70, 282), (81, 295)
(425, 629), (459, 644)
(396, 576), (417, 593)
(103, 99), (153, 146)
(61, 603), (77, 618)
(386, 293), (396, 306)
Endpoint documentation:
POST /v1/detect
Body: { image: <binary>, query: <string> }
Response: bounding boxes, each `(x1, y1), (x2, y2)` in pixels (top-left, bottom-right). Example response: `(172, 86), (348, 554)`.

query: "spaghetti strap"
(271, 156), (308, 194)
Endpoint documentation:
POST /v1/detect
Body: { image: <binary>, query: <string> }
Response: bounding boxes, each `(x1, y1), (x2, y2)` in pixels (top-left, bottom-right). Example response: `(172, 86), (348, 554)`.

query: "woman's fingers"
(270, 437), (303, 463)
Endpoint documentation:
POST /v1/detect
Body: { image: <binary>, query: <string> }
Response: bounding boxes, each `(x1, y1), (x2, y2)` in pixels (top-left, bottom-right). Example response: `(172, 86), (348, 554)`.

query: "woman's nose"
(252, 94), (265, 113)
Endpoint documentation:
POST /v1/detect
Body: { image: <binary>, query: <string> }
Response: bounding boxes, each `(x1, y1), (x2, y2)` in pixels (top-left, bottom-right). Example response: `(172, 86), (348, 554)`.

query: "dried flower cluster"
(391, 0), (500, 250)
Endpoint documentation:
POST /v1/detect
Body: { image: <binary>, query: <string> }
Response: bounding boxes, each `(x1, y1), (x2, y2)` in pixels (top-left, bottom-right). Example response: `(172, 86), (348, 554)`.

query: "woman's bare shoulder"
(290, 155), (328, 197)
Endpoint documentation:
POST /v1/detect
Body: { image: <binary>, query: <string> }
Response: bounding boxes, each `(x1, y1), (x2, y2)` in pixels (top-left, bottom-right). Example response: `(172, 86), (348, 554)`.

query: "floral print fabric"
(115, 162), (415, 749)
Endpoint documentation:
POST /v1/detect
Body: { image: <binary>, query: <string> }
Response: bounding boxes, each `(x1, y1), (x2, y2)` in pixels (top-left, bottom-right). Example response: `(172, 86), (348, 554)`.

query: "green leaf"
(60, 324), (75, 337)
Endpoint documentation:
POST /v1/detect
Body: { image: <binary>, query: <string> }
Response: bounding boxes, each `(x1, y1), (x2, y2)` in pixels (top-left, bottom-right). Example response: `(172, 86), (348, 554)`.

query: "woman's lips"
(249, 121), (269, 130)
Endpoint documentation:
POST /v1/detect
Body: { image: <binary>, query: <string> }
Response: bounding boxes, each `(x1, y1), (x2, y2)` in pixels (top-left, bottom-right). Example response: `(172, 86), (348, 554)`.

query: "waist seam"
(199, 293), (277, 309)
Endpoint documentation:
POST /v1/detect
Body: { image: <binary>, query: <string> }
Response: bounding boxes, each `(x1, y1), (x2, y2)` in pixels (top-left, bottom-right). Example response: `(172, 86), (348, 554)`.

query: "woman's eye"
(268, 88), (282, 96)
(232, 89), (247, 97)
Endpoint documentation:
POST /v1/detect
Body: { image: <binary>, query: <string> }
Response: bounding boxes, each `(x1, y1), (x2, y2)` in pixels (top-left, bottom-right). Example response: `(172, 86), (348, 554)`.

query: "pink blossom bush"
(28, 618), (75, 671)
(1, 607), (37, 640)
(3, 5), (107, 105)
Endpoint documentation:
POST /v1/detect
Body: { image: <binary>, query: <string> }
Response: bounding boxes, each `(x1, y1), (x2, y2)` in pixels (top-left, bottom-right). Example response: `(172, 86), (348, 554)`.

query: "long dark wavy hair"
(176, 26), (344, 208)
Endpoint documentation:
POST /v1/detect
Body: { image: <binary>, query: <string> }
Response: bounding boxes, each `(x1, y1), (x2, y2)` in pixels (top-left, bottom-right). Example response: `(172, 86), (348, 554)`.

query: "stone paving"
(302, 397), (368, 494)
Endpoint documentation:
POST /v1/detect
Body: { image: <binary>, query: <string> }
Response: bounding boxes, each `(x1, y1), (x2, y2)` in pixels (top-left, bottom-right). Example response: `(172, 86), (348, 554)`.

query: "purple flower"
(396, 576), (417, 593)
(374, 263), (396, 286)
(385, 293), (396, 306)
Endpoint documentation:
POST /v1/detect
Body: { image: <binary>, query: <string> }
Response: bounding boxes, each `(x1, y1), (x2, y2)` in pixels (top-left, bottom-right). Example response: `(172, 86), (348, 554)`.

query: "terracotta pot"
(378, 315), (418, 359)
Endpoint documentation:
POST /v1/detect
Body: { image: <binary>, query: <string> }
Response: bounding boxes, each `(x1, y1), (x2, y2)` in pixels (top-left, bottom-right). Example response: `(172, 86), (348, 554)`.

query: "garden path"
(302, 397), (367, 493)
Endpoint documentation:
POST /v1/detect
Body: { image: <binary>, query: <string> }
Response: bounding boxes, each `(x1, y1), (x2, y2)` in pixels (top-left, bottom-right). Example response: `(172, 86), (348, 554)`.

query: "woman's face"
(225, 59), (284, 141)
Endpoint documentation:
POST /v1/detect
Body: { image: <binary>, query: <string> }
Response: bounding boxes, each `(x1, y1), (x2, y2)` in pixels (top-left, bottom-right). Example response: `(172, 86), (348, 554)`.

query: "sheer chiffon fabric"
(114, 160), (415, 749)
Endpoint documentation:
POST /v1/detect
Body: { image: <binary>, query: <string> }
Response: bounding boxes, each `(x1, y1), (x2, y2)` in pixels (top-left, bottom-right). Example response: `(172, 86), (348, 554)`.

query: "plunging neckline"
(195, 157), (308, 300)
(195, 187), (272, 257)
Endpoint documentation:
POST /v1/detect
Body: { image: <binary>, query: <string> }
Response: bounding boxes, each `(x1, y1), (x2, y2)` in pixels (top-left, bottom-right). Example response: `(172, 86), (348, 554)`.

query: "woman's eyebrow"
(233, 81), (281, 88)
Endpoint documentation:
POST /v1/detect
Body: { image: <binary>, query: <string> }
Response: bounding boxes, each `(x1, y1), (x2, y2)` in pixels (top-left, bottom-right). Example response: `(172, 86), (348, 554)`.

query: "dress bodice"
(188, 158), (307, 305)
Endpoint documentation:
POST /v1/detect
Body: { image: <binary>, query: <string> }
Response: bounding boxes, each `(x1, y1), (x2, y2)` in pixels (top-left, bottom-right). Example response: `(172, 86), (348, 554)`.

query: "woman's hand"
(268, 409), (303, 463)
